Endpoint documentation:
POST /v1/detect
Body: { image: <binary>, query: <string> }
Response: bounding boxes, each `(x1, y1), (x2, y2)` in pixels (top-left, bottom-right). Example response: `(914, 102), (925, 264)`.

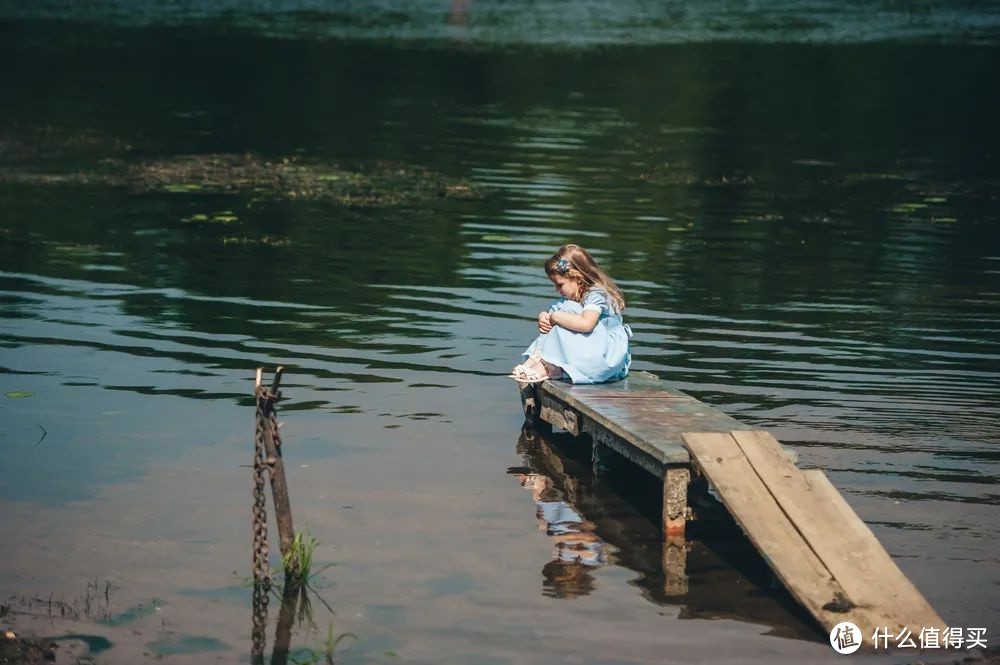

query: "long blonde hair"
(544, 244), (625, 314)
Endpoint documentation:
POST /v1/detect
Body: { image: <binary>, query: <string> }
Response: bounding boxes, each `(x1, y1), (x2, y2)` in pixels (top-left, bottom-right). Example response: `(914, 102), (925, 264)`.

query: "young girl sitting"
(509, 244), (632, 384)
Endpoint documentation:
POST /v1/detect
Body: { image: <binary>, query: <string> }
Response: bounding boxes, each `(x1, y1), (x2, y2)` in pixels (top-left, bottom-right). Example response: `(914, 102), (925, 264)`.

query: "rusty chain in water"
(251, 383), (274, 658)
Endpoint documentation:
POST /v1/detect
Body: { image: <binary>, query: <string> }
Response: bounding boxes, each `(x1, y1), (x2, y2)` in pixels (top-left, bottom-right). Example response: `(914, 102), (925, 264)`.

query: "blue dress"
(522, 288), (632, 384)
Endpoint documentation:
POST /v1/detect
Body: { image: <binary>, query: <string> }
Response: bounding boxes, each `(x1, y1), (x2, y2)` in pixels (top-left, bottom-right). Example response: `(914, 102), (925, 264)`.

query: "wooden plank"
(539, 393), (579, 436)
(730, 430), (948, 636)
(531, 374), (795, 475)
(577, 395), (692, 399)
(544, 388), (691, 467)
(542, 378), (755, 467)
(682, 432), (879, 635)
(803, 469), (950, 636)
(582, 421), (664, 477)
(547, 373), (693, 402)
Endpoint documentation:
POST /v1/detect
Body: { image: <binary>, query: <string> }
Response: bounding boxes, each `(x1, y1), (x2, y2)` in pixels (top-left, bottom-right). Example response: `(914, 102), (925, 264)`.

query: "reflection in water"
(511, 470), (609, 599)
(511, 426), (820, 640)
(251, 580), (346, 665)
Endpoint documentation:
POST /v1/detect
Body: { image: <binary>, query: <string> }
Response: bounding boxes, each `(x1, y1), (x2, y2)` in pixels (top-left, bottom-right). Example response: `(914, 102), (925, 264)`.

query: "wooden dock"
(518, 371), (948, 641)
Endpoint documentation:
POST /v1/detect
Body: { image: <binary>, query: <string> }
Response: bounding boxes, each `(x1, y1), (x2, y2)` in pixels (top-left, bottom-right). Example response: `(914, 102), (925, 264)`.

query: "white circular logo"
(830, 621), (862, 654)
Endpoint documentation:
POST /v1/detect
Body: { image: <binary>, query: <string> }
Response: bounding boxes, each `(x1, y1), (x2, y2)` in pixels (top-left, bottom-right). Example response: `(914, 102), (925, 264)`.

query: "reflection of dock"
(517, 371), (948, 642)
(510, 427), (825, 637)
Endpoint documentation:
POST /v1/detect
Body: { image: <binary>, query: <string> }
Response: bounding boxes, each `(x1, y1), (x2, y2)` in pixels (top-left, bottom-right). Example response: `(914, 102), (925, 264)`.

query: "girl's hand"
(538, 311), (553, 333)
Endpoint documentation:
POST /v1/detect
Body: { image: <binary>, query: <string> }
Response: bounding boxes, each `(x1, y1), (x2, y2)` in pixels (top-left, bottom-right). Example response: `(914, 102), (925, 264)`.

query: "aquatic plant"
(283, 530), (317, 586)
(280, 530), (336, 592)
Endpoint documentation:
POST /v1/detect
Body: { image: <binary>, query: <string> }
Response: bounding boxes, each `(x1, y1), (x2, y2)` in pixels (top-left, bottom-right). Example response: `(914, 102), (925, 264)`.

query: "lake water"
(1, 3), (999, 663)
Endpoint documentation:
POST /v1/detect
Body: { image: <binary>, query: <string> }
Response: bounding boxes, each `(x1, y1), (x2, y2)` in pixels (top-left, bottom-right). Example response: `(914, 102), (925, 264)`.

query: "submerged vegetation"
(126, 153), (484, 206)
(0, 125), (485, 207)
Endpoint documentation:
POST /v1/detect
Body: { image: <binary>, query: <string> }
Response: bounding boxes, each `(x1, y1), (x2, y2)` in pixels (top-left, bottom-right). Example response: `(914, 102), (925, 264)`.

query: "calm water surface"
(1, 5), (999, 663)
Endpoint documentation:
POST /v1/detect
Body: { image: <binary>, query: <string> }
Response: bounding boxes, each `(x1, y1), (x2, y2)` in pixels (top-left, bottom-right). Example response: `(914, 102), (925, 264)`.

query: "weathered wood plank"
(803, 469), (950, 636)
(539, 393), (579, 436)
(558, 371), (691, 398)
(541, 375), (754, 468)
(582, 420), (664, 477)
(577, 394), (692, 399)
(543, 394), (688, 467)
(525, 372), (796, 471)
(682, 432), (880, 635)
(730, 430), (948, 636)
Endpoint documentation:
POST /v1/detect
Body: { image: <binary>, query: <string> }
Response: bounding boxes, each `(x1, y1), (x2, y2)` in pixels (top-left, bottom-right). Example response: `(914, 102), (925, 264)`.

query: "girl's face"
(550, 274), (582, 301)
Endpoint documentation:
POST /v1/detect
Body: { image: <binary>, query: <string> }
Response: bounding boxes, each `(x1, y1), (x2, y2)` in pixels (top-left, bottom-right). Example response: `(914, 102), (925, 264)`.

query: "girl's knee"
(554, 300), (584, 314)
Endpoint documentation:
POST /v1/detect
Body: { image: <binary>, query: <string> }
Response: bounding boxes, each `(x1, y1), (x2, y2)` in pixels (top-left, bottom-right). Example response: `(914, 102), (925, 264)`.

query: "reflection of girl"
(542, 560), (596, 599)
(537, 500), (606, 567)
(515, 472), (608, 590)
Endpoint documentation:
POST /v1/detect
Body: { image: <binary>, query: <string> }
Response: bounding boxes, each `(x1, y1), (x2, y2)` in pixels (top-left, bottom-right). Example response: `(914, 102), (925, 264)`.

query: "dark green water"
(1, 6), (999, 663)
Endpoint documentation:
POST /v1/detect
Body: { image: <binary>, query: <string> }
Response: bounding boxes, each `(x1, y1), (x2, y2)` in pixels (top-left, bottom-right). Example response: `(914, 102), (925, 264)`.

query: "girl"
(509, 244), (632, 384)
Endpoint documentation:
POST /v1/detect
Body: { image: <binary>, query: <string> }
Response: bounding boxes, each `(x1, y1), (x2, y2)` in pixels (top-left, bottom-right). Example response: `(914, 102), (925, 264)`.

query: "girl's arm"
(550, 309), (600, 333)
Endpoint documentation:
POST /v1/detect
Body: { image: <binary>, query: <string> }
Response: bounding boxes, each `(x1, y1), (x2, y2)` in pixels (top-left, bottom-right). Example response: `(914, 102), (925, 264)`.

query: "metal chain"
(267, 399), (282, 453)
(253, 385), (272, 584)
(250, 579), (268, 660)
(251, 384), (273, 659)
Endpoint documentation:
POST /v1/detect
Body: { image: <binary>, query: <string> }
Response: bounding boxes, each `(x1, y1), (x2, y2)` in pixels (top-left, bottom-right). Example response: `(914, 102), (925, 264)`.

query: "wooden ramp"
(682, 430), (948, 639)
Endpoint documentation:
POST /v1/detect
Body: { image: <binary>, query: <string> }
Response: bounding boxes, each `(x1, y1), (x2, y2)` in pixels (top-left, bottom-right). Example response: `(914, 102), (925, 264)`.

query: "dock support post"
(663, 466), (690, 538)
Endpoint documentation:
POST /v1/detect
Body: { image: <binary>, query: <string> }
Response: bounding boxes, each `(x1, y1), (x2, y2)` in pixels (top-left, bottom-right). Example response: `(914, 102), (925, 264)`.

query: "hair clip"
(556, 258), (571, 275)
